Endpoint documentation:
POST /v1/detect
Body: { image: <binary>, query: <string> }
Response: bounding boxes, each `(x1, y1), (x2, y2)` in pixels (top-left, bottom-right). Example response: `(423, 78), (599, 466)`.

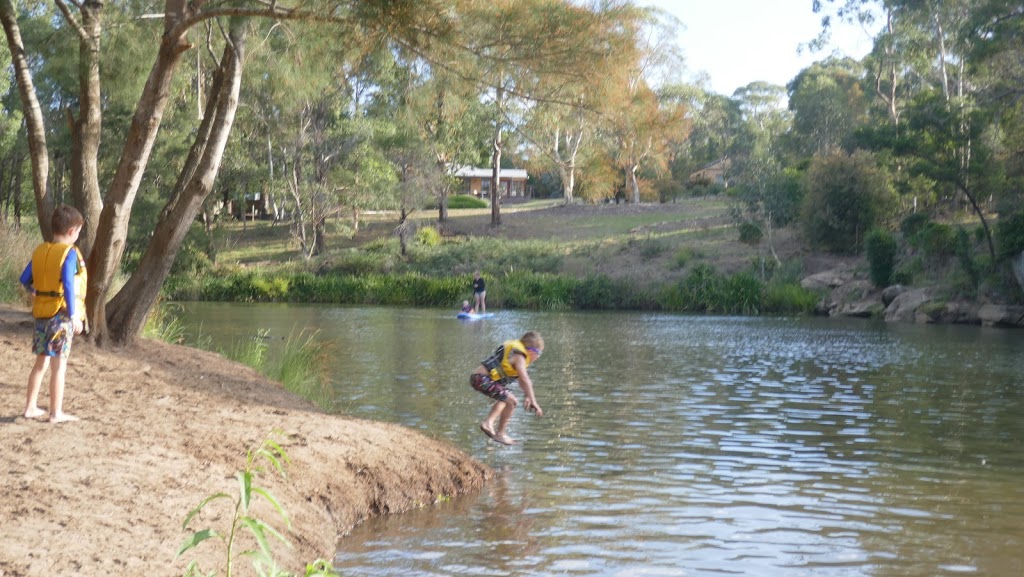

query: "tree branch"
(54, 0), (88, 41)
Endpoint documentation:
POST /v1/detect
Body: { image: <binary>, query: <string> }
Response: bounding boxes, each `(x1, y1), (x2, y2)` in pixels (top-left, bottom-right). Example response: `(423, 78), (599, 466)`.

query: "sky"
(639, 0), (879, 96)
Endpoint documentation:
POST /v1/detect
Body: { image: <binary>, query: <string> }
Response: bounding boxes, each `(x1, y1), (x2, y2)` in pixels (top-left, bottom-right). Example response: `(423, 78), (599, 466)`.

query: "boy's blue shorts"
(33, 312), (74, 358)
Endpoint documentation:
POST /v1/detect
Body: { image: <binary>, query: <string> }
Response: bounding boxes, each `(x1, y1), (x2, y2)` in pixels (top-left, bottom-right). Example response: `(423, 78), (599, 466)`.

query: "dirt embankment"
(0, 305), (491, 577)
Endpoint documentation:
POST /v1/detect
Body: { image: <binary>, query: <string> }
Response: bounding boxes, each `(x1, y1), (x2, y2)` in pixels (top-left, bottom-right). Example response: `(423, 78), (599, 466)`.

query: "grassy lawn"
(203, 195), (818, 291)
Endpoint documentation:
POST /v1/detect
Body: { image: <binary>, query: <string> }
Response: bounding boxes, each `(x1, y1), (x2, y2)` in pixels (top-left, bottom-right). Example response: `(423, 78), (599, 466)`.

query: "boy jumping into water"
(20, 205), (88, 423)
(470, 331), (544, 445)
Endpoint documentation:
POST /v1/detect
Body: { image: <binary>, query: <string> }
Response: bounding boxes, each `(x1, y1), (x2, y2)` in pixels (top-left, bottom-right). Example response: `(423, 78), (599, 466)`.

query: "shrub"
(637, 237), (668, 260)
(672, 247), (699, 269)
(721, 272), (763, 315)
(801, 150), (894, 254)
(900, 212), (930, 238)
(763, 283), (819, 314)
(912, 222), (956, 258)
(415, 226), (442, 247)
(677, 263), (724, 312)
(738, 222), (763, 245)
(865, 229), (898, 287)
(446, 194), (489, 209)
(995, 210), (1024, 261)
(954, 227), (981, 292)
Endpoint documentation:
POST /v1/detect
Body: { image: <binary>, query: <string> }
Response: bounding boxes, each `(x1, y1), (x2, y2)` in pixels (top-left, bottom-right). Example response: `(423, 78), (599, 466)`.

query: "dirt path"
(0, 305), (490, 576)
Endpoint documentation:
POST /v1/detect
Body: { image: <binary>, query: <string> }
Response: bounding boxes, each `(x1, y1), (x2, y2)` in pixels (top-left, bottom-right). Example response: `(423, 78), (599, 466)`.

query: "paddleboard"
(457, 312), (494, 320)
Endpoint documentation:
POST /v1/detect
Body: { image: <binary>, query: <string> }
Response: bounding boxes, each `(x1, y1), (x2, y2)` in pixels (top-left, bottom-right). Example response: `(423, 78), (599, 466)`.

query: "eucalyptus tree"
(2, 0), (462, 346)
(455, 0), (630, 223)
(516, 1), (641, 205)
(405, 74), (490, 221)
(604, 6), (688, 204)
(663, 81), (741, 186)
(787, 57), (868, 156)
(817, 0), (1002, 257)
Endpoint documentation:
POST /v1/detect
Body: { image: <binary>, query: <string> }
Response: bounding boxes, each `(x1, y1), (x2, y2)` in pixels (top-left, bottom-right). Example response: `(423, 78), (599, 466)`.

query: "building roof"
(452, 166), (528, 179)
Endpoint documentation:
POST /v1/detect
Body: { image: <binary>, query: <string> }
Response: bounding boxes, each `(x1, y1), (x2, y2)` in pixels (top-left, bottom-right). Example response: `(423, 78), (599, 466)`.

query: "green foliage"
(178, 433), (339, 577)
(0, 226), (36, 305)
(446, 194), (489, 209)
(415, 226), (442, 247)
(737, 222), (763, 245)
(672, 247), (701, 269)
(143, 302), (189, 344)
(954, 227), (981, 294)
(271, 330), (334, 411)
(763, 283), (819, 315)
(891, 257), (922, 286)
(801, 150), (894, 254)
(864, 229), (897, 287)
(633, 237), (668, 260)
(173, 240), (216, 277)
(721, 272), (763, 315)
(995, 210), (1024, 261)
(911, 222), (956, 259)
(900, 212), (930, 238)
(221, 330), (270, 373)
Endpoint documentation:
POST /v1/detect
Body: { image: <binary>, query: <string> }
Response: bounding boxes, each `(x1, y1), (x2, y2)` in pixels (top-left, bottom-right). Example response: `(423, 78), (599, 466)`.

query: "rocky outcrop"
(1013, 251), (1024, 293)
(802, 266), (1022, 328)
(978, 304), (1024, 328)
(884, 288), (933, 323)
(801, 269), (855, 291)
(881, 284), (908, 306)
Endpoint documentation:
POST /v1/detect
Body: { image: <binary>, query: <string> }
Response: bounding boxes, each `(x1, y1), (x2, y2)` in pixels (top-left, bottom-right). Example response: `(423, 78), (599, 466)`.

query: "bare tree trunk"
(628, 163), (640, 203)
(87, 4), (193, 345)
(490, 82), (504, 226)
(0, 0), (52, 239)
(65, 0), (104, 258)
(104, 25), (246, 346)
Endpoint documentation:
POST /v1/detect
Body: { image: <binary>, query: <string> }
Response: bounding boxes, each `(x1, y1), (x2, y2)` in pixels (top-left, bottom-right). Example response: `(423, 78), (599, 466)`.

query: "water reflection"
(172, 304), (1024, 577)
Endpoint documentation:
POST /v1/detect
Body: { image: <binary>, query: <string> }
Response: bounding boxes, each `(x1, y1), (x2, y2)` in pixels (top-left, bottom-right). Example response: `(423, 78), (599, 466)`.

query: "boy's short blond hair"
(51, 204), (84, 235)
(520, 331), (544, 350)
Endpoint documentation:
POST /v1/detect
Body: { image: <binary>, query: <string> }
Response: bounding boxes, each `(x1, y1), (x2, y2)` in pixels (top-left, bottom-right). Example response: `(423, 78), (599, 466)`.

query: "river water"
(172, 303), (1024, 577)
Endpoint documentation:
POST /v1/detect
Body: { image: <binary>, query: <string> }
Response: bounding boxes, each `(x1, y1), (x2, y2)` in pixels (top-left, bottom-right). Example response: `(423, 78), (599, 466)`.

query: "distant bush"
(865, 229), (897, 287)
(415, 226), (442, 247)
(900, 212), (930, 238)
(995, 210), (1024, 260)
(801, 150), (894, 254)
(912, 222), (956, 258)
(446, 194), (488, 209)
(763, 283), (819, 315)
(672, 247), (700, 269)
(738, 222), (763, 245)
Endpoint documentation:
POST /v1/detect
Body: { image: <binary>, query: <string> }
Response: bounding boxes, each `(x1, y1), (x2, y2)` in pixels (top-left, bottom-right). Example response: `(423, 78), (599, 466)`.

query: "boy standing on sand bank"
(20, 205), (88, 423)
(470, 331), (544, 445)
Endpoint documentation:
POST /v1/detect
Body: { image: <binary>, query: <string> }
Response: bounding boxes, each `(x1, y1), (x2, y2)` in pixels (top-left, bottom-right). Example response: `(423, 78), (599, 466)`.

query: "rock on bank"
(0, 306), (491, 577)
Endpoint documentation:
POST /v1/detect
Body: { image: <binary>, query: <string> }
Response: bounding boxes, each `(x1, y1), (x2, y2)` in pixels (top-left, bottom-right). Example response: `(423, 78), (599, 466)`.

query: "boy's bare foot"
(479, 423), (497, 440)
(492, 433), (517, 446)
(48, 413), (80, 424)
(23, 407), (46, 419)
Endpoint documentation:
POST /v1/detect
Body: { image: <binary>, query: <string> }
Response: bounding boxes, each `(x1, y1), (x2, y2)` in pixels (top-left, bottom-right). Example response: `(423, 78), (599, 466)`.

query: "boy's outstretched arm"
(511, 354), (543, 417)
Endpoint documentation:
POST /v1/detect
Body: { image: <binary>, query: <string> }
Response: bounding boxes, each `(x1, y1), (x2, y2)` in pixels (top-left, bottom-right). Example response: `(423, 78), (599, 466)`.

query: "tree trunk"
(0, 0), (52, 239)
(87, 5), (193, 345)
(104, 24), (246, 347)
(490, 83), (504, 227)
(67, 0), (104, 258)
(628, 163), (640, 203)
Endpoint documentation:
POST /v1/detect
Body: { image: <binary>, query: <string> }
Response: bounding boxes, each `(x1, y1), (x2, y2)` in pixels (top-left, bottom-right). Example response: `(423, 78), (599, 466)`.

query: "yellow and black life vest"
(481, 339), (531, 385)
(30, 242), (88, 323)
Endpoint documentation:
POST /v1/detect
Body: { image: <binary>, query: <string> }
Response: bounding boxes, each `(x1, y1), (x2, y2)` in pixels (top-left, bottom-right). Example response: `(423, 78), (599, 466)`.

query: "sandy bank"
(0, 305), (491, 576)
